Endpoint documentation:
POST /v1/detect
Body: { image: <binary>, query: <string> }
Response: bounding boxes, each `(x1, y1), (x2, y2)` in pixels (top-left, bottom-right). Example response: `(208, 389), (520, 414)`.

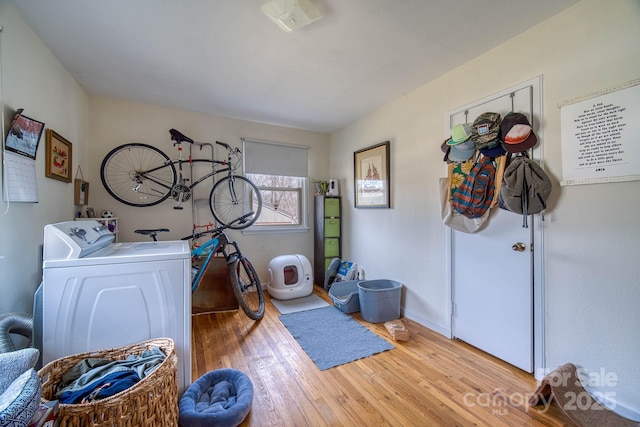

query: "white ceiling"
(12, 0), (578, 133)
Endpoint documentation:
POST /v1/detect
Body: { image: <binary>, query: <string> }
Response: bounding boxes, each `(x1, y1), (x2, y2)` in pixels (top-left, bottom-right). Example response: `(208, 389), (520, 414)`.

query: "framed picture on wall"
(45, 129), (72, 183)
(354, 141), (390, 208)
(4, 111), (45, 160)
(74, 179), (89, 205)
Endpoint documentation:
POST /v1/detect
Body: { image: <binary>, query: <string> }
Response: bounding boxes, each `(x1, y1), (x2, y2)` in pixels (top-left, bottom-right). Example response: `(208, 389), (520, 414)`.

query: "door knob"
(512, 242), (526, 252)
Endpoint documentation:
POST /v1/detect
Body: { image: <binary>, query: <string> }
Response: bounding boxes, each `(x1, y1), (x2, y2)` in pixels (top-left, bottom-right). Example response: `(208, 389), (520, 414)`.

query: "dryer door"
(42, 257), (190, 392)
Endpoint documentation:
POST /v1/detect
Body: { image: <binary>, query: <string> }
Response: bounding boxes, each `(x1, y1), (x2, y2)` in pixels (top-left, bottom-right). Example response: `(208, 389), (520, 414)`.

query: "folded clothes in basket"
(58, 370), (141, 404)
(55, 346), (166, 404)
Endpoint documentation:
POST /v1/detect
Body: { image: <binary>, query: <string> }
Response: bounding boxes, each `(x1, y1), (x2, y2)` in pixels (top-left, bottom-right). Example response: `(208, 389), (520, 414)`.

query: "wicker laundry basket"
(38, 338), (178, 427)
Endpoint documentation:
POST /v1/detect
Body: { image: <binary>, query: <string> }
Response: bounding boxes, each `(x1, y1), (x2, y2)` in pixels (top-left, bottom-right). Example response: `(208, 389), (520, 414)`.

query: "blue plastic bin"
(328, 280), (360, 313)
(357, 279), (402, 323)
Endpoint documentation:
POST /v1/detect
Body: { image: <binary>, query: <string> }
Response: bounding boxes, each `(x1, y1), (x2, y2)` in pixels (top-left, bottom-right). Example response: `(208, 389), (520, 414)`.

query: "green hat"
(448, 123), (473, 145)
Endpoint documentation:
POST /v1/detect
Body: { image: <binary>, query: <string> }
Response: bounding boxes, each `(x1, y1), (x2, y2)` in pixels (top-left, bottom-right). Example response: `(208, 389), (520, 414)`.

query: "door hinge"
(452, 301), (456, 317)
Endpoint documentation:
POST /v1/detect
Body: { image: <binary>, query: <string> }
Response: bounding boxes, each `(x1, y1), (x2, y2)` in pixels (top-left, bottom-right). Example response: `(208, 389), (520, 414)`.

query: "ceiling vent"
(261, 0), (323, 32)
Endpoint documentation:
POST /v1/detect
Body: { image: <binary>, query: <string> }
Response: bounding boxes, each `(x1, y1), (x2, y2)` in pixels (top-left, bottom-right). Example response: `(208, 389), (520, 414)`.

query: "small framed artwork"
(354, 141), (390, 208)
(74, 179), (89, 205)
(45, 129), (72, 183)
(73, 166), (89, 205)
(4, 111), (45, 160)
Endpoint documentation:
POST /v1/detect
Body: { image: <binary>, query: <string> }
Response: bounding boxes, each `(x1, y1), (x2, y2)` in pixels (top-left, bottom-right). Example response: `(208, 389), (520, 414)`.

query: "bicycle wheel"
(229, 256), (264, 320)
(101, 143), (177, 207)
(209, 175), (263, 229)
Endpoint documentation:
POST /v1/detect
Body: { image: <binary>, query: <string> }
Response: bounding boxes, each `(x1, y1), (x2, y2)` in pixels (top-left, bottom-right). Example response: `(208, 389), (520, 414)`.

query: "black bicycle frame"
(137, 158), (232, 193)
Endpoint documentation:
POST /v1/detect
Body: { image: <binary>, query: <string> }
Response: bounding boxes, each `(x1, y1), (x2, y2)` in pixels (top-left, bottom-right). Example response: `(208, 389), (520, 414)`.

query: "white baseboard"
(583, 386), (640, 422)
(401, 308), (451, 339)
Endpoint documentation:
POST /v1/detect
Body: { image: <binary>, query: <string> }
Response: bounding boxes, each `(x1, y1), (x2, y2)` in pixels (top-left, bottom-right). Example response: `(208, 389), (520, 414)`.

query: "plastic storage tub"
(357, 279), (402, 323)
(328, 280), (360, 313)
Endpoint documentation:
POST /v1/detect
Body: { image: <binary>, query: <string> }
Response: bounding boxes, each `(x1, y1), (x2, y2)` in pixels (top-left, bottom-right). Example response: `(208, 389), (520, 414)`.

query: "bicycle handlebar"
(217, 141), (242, 159)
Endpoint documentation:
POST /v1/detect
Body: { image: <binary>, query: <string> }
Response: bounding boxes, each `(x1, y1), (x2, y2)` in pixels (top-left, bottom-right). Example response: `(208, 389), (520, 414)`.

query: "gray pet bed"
(179, 368), (253, 427)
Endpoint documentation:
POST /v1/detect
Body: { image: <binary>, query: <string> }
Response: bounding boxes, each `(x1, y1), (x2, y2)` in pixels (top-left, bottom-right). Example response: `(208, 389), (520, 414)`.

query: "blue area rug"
(279, 306), (394, 370)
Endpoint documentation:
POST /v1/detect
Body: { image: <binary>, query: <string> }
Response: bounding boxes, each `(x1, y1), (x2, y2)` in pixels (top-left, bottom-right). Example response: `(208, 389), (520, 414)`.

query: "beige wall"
(88, 96), (330, 283)
(3, 0), (639, 418)
(0, 1), (89, 314)
(330, 0), (640, 417)
(0, 0), (329, 322)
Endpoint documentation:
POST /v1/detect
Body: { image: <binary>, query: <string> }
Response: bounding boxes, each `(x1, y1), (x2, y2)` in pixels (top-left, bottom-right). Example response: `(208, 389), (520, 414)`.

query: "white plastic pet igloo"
(267, 254), (313, 300)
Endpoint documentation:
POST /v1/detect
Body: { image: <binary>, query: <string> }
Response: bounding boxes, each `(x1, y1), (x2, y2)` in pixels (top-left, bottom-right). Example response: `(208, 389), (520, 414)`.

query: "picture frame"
(4, 111), (45, 160)
(74, 179), (90, 205)
(45, 129), (72, 183)
(354, 141), (390, 208)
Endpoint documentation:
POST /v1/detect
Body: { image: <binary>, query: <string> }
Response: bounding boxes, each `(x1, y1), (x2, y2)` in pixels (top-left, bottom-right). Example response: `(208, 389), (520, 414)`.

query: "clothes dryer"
(41, 220), (191, 394)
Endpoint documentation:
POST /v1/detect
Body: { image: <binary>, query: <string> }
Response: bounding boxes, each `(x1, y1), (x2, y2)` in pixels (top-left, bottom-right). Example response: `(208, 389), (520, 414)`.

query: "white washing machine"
(41, 220), (191, 394)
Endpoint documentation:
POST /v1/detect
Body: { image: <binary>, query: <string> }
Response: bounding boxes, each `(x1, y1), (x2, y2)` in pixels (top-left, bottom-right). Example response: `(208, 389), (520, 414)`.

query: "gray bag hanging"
(498, 153), (552, 228)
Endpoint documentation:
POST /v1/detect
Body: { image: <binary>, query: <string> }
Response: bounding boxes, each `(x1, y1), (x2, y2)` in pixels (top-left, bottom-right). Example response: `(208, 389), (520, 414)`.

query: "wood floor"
(191, 287), (574, 426)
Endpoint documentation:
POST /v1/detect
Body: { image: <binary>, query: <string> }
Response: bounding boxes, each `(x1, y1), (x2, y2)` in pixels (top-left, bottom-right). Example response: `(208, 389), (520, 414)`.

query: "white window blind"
(243, 139), (308, 177)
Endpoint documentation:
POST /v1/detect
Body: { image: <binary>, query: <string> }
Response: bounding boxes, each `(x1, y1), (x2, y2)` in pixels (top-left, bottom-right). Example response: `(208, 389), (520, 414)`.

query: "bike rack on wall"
(188, 141), (215, 238)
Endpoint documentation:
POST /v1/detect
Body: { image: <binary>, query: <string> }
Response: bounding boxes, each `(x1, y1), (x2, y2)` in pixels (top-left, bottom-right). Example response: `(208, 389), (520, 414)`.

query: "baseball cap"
(480, 143), (506, 158)
(505, 124), (532, 143)
(500, 112), (538, 153)
(440, 138), (452, 163)
(448, 139), (475, 162)
(450, 123), (473, 144)
(471, 112), (502, 149)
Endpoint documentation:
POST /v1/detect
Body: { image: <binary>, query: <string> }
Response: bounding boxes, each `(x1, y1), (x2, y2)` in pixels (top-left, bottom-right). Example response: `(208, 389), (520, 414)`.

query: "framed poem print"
(354, 141), (390, 208)
(45, 129), (72, 183)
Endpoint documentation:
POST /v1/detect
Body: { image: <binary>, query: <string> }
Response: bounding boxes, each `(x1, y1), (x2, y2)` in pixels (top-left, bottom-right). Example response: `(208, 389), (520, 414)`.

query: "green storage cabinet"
(324, 198), (340, 217)
(324, 238), (340, 257)
(324, 218), (340, 237)
(314, 196), (341, 287)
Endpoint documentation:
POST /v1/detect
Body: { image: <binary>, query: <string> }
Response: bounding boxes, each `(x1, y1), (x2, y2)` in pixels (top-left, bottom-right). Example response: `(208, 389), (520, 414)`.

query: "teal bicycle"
(135, 212), (265, 320)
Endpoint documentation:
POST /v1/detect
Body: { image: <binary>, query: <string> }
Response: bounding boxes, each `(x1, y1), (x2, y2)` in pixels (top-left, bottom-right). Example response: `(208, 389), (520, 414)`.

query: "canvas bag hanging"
(450, 155), (496, 219)
(447, 156), (477, 200)
(490, 155), (507, 208)
(439, 177), (489, 234)
(498, 152), (552, 227)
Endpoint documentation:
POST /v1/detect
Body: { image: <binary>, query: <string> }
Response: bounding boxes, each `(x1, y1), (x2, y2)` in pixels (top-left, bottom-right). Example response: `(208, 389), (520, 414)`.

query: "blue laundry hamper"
(357, 279), (402, 323)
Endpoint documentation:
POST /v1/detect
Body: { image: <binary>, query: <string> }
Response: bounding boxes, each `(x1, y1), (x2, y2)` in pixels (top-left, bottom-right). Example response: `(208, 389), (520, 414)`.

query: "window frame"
(243, 175), (309, 234)
(242, 138), (310, 234)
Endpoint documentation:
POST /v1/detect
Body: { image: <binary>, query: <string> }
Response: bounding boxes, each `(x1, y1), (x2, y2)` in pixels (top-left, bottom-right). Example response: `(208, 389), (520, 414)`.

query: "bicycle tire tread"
(229, 257), (265, 320)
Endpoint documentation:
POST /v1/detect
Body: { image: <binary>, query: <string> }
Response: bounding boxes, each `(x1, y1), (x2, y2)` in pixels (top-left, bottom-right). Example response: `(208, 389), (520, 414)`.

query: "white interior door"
(448, 78), (542, 373)
(452, 209), (533, 371)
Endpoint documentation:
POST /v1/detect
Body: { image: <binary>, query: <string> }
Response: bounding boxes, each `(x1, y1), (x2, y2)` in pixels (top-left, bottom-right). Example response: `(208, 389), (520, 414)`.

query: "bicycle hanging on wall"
(100, 129), (263, 229)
